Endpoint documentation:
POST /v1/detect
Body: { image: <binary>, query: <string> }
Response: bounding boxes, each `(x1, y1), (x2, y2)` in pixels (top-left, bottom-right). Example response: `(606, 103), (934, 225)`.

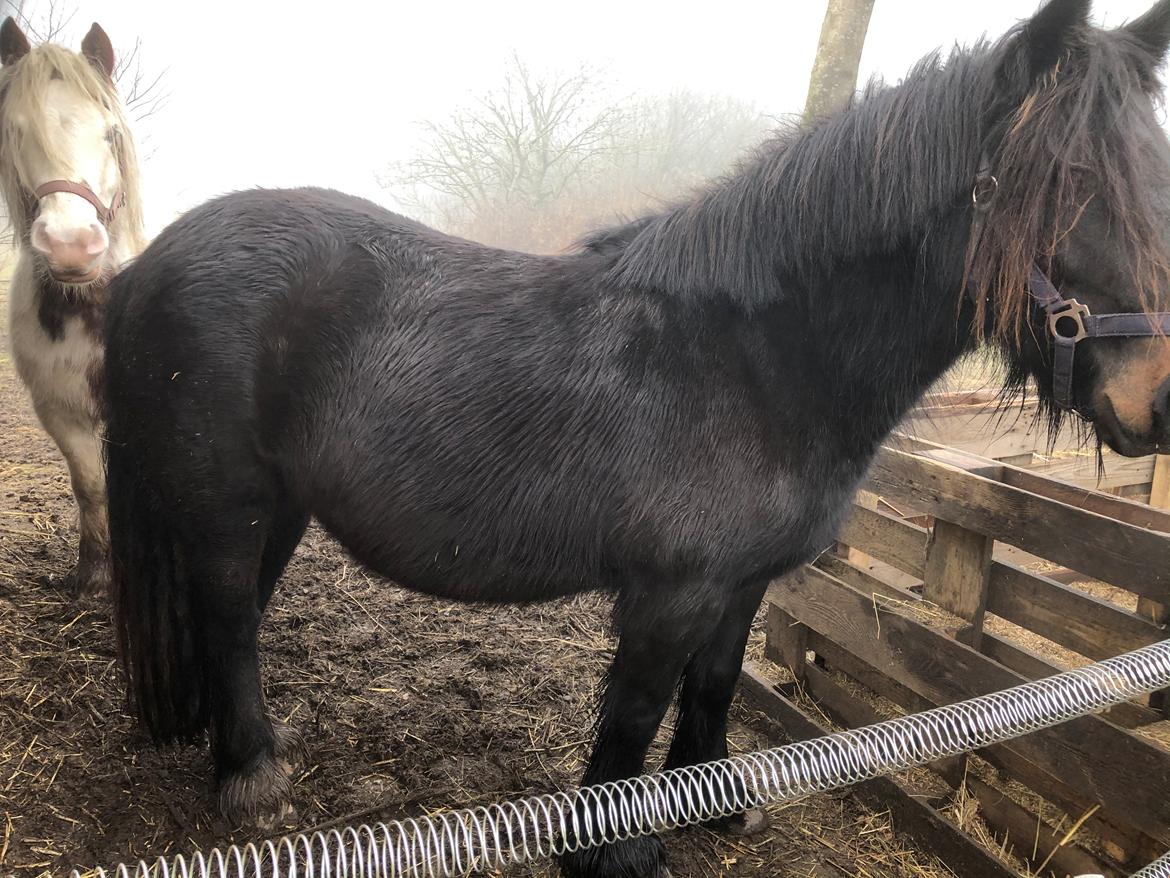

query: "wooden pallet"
(740, 440), (1170, 878)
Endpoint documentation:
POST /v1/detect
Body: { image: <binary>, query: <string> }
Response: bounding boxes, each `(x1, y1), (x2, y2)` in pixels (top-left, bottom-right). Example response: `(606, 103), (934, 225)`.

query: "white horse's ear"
(81, 23), (115, 78)
(0, 18), (31, 67)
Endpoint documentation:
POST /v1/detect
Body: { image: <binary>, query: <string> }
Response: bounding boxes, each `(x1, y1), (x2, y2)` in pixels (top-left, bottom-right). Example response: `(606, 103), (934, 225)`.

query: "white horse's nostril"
(83, 221), (108, 255)
(30, 219), (53, 256)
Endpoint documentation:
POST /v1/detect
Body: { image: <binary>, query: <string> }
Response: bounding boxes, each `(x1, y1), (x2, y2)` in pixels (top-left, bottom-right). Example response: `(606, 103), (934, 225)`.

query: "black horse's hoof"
(218, 750), (297, 831)
(559, 835), (670, 878)
(271, 719), (306, 776)
(712, 807), (770, 837)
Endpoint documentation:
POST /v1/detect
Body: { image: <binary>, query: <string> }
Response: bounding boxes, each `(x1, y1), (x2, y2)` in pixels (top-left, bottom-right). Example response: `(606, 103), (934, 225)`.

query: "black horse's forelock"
(973, 25), (1170, 345)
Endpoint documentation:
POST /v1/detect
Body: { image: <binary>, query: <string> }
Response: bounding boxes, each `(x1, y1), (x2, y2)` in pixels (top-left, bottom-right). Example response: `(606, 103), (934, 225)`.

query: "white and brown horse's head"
(0, 18), (142, 285)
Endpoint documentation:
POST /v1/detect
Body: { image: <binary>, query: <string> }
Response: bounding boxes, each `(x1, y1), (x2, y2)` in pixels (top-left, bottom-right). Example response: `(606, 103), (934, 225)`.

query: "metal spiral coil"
(76, 639), (1170, 878)
(1132, 851), (1170, 878)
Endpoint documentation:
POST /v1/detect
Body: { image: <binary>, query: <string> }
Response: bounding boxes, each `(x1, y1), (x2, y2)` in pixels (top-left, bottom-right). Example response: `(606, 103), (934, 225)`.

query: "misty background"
(1, 0), (1163, 251)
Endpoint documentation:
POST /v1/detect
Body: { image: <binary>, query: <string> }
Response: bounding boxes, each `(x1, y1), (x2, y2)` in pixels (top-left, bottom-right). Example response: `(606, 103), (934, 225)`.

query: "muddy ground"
(0, 285), (955, 878)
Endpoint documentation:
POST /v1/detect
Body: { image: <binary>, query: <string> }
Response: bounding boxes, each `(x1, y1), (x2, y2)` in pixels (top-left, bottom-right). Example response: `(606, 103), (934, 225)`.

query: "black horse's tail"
(104, 314), (208, 744)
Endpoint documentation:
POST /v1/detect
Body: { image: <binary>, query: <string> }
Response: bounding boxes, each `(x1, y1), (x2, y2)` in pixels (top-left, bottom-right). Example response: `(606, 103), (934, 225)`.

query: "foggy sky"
(12, 0), (1164, 235)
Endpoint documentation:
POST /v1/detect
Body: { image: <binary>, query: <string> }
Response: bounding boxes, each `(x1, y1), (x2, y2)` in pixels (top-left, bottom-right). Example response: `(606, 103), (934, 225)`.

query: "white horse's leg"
(37, 406), (109, 595)
(9, 260), (109, 595)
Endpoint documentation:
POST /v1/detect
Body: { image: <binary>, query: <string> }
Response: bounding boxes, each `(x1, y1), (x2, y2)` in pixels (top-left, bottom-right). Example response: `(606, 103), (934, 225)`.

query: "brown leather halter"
(34, 179), (124, 226)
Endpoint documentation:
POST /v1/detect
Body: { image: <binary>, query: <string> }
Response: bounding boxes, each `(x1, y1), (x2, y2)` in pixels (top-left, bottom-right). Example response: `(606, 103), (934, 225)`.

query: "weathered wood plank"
(895, 430), (1158, 505)
(866, 446), (1170, 602)
(738, 665), (1021, 878)
(837, 504), (928, 578)
(799, 659), (965, 781)
(1020, 453), (1155, 492)
(976, 636), (1158, 729)
(837, 495), (1165, 660)
(794, 661), (1117, 877)
(807, 629), (937, 716)
(899, 402), (1077, 462)
(964, 775), (1121, 878)
(765, 600), (807, 682)
(1001, 466), (1170, 530)
(987, 562), (1165, 662)
(766, 574), (1170, 842)
(805, 556), (1156, 727)
(977, 743), (1167, 868)
(813, 555), (910, 601)
(1150, 455), (1170, 510)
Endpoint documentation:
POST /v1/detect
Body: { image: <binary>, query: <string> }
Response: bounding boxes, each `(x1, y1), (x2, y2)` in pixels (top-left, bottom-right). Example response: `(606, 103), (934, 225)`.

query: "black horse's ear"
(81, 23), (115, 78)
(1021, 0), (1092, 78)
(0, 18), (31, 67)
(1122, 0), (1170, 66)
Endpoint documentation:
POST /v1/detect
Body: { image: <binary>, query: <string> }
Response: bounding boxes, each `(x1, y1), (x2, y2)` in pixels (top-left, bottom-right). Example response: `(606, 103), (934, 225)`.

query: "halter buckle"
(1047, 298), (1091, 343)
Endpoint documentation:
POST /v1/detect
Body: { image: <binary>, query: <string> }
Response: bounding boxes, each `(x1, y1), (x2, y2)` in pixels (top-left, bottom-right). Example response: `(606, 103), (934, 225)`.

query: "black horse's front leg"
(559, 583), (725, 878)
(665, 578), (771, 837)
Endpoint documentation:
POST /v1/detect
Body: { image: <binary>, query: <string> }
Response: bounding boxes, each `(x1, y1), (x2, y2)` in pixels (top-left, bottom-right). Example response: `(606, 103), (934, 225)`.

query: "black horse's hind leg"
(257, 508), (311, 788)
(664, 579), (770, 836)
(559, 584), (727, 878)
(207, 504), (308, 829)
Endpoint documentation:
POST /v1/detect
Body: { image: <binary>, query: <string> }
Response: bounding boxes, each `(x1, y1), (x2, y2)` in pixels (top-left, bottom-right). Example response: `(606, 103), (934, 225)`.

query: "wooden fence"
(905, 390), (1168, 502)
(739, 437), (1170, 878)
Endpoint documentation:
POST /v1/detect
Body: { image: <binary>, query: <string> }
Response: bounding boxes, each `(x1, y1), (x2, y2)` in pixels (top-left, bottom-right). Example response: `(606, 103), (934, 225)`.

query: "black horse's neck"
(602, 45), (998, 461)
(607, 44), (996, 310)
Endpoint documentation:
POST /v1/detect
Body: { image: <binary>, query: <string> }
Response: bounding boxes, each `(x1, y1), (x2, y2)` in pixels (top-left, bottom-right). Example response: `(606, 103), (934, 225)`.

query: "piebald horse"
(0, 19), (146, 595)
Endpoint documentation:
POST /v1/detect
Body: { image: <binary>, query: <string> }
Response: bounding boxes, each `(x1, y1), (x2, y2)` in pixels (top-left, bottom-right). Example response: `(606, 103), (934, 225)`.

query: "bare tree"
(387, 58), (767, 251)
(114, 36), (169, 125)
(803, 0), (876, 123)
(10, 0), (72, 42)
(390, 54), (622, 242)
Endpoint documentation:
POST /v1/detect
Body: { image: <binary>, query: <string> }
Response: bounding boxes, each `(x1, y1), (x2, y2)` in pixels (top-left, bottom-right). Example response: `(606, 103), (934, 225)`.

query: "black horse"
(104, 2), (1170, 875)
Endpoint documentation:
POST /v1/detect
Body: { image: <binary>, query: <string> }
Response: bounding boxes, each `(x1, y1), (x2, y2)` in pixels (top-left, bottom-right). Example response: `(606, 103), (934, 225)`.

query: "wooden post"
(765, 573), (810, 682)
(923, 520), (994, 648)
(1141, 454), (1170, 716)
(918, 449), (1000, 650)
(1149, 454), (1170, 508)
(1139, 606), (1170, 718)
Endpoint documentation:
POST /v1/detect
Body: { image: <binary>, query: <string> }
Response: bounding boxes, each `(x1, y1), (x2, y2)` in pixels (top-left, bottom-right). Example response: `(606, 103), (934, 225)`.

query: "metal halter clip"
(1047, 298), (1091, 343)
(972, 172), (998, 212)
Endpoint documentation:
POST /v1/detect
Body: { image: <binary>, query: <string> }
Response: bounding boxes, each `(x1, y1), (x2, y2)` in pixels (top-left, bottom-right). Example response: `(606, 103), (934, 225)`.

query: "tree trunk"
(803, 0), (876, 123)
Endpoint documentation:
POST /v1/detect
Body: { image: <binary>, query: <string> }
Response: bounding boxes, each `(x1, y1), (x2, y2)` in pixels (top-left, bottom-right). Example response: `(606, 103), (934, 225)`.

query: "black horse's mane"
(590, 43), (996, 307)
(592, 19), (1170, 337)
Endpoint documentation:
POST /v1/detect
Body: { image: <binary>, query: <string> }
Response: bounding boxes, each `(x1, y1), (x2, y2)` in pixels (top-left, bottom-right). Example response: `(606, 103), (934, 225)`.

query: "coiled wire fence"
(76, 638), (1170, 878)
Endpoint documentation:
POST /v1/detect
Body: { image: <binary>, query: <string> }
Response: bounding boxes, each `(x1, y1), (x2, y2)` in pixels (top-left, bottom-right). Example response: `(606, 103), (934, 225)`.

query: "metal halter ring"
(972, 173), (999, 211)
(1046, 298), (1091, 343)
